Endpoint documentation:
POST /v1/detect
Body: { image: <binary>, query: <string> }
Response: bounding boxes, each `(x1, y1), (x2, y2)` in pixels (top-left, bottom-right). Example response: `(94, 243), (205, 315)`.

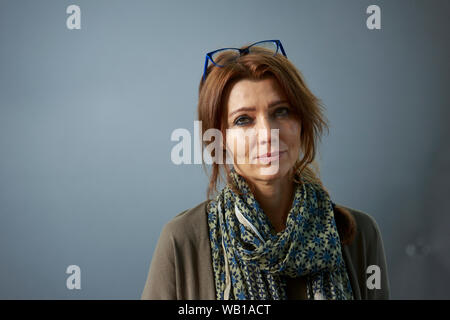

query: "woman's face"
(224, 76), (302, 183)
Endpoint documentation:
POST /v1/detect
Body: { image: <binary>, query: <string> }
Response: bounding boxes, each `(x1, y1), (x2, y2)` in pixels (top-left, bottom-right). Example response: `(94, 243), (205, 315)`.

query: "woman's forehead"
(226, 78), (287, 111)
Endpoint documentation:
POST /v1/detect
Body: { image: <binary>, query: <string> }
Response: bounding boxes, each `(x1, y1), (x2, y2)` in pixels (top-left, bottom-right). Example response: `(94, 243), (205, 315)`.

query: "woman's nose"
(254, 115), (277, 146)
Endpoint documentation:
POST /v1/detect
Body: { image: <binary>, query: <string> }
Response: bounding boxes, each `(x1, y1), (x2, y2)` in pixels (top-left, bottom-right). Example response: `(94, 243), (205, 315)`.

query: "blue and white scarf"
(207, 167), (354, 300)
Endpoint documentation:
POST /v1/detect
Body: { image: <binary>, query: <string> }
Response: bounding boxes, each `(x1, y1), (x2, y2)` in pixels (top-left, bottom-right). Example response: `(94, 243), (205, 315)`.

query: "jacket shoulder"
(336, 204), (390, 299)
(141, 200), (215, 299)
(162, 200), (211, 241)
(339, 204), (382, 242)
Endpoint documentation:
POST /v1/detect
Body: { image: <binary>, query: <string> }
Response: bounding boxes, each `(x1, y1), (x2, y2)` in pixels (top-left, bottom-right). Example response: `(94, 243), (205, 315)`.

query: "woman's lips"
(254, 150), (287, 163)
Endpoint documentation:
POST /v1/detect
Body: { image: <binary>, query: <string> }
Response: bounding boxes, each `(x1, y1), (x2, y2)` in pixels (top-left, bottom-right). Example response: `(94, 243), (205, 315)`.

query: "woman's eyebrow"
(228, 100), (288, 118)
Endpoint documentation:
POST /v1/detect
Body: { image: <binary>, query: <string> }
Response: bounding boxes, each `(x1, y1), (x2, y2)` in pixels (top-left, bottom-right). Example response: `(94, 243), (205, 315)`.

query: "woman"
(141, 40), (390, 300)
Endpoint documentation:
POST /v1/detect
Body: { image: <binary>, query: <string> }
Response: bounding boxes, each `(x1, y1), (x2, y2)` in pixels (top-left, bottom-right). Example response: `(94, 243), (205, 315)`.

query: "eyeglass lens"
(211, 41), (279, 67)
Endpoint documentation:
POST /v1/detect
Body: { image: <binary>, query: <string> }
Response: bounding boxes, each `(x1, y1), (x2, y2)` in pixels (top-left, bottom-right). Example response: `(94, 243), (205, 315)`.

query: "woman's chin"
(234, 159), (292, 181)
(252, 162), (290, 180)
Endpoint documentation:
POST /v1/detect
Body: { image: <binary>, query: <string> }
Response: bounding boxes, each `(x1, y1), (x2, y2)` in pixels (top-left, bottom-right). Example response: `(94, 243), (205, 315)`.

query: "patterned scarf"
(207, 167), (354, 300)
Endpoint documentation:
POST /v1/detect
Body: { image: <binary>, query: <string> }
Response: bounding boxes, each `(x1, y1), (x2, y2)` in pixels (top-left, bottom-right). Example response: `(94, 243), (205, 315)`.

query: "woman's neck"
(250, 173), (295, 233)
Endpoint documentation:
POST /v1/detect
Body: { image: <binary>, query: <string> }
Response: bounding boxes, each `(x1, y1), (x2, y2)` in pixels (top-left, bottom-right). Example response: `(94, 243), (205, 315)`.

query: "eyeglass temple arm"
(277, 41), (287, 58)
(203, 55), (211, 81)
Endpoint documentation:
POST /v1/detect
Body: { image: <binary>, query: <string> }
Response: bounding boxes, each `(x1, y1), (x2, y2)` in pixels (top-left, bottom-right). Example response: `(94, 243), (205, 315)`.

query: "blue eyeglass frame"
(202, 39), (287, 82)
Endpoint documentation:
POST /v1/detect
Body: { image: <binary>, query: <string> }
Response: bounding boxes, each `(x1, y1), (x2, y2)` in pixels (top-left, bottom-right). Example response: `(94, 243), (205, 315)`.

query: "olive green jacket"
(141, 201), (390, 300)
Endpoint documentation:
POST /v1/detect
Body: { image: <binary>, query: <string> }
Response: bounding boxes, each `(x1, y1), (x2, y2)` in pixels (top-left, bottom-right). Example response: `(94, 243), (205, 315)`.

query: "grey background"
(0, 0), (449, 299)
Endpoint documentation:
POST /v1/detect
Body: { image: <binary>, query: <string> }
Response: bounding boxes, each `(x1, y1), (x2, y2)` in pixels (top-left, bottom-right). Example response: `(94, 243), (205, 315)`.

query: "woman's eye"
(234, 115), (252, 126)
(274, 107), (290, 117)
